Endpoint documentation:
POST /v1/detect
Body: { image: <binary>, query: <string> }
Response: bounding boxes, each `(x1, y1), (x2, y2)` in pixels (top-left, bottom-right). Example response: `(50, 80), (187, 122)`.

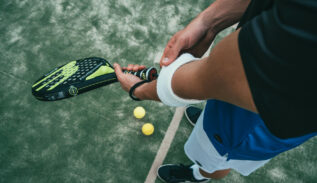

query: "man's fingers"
(115, 63), (148, 77)
(161, 44), (181, 66)
(133, 64), (140, 72)
(159, 37), (175, 67)
(127, 64), (134, 70)
(139, 65), (146, 70)
(160, 38), (184, 67)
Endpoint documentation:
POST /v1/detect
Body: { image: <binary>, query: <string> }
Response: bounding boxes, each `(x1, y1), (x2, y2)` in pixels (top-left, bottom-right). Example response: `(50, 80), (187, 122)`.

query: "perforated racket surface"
(32, 57), (157, 101)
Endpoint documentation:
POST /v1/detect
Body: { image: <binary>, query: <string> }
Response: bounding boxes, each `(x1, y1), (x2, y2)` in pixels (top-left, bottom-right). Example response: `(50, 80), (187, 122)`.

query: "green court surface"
(0, 1), (316, 183)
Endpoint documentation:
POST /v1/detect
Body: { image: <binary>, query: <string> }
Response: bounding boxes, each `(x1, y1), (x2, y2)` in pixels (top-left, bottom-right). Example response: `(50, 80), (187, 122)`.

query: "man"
(114, 0), (317, 182)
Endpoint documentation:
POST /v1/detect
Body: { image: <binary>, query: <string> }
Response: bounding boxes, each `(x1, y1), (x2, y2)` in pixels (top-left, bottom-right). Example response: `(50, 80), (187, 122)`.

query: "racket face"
(32, 57), (117, 101)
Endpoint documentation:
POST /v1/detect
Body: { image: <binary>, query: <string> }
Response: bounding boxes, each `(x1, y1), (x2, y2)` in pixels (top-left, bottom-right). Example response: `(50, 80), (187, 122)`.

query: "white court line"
(144, 107), (185, 183)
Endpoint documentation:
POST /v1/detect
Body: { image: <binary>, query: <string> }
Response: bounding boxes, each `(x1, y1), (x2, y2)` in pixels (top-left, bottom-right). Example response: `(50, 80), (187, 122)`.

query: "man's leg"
(191, 164), (231, 180)
(186, 106), (231, 179)
(200, 168), (231, 179)
(158, 106), (233, 183)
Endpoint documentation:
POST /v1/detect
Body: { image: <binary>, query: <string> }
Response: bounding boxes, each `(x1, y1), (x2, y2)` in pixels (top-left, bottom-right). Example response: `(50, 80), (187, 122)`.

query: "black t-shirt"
(238, 0), (317, 139)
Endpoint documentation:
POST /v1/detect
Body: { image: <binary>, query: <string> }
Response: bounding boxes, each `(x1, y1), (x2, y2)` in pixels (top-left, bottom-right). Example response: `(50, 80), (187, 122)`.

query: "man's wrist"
(133, 80), (160, 101)
(198, 6), (220, 33)
(198, 0), (250, 34)
(199, 5), (229, 34)
(134, 83), (147, 100)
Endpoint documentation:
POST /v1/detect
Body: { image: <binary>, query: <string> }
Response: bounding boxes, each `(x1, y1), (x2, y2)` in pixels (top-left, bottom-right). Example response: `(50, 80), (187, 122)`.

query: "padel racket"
(32, 57), (158, 101)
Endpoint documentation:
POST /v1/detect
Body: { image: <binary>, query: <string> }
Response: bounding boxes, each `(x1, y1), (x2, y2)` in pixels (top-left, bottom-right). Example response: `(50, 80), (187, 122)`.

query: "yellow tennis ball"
(134, 106), (145, 119)
(142, 123), (154, 136)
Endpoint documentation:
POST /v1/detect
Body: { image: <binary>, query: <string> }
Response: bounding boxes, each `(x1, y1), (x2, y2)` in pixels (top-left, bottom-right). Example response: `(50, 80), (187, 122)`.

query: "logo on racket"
(69, 86), (78, 96)
(141, 73), (146, 80)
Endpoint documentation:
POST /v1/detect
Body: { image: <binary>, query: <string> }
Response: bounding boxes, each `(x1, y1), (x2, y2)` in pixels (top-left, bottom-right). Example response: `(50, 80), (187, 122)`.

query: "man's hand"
(160, 18), (215, 67)
(114, 63), (160, 101)
(159, 0), (251, 67)
(113, 63), (145, 92)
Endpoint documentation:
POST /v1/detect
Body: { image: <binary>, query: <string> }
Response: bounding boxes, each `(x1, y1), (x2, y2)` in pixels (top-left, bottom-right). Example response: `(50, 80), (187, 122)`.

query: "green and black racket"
(32, 57), (158, 101)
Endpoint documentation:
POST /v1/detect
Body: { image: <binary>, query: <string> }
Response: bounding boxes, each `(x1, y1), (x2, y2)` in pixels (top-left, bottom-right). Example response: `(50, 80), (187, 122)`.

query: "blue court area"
(0, 0), (316, 182)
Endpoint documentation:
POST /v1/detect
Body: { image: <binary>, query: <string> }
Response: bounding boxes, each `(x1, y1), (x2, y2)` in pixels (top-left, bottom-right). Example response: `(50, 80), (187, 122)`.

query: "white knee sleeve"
(157, 53), (203, 107)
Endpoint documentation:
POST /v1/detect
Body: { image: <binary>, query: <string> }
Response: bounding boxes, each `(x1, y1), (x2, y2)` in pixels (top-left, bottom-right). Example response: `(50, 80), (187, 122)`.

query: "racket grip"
(123, 67), (158, 81)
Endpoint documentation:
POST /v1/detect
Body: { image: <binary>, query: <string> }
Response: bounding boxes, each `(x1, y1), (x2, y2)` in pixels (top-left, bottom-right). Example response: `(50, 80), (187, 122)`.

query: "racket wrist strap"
(129, 80), (150, 101)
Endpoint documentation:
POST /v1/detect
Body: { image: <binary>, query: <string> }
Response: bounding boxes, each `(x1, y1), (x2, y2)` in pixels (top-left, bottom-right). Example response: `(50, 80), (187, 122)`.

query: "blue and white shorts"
(184, 109), (270, 176)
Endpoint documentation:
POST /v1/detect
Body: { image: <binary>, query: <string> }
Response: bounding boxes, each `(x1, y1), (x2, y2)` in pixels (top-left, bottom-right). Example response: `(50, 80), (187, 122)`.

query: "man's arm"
(199, 0), (250, 34)
(134, 29), (257, 113)
(160, 0), (251, 66)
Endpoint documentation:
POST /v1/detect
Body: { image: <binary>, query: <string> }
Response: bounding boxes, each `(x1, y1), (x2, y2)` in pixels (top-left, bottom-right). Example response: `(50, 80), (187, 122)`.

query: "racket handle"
(123, 67), (158, 81)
